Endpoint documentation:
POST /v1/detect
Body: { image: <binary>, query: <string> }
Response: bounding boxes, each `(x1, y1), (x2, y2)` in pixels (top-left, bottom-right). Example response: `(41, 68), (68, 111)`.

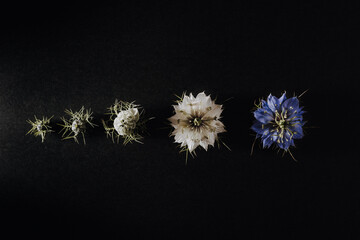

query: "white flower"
(114, 108), (140, 136)
(168, 92), (226, 153)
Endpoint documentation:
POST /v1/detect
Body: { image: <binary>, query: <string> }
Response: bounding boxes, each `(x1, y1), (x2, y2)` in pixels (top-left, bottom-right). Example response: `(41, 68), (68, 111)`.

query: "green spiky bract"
(26, 115), (54, 142)
(58, 106), (96, 144)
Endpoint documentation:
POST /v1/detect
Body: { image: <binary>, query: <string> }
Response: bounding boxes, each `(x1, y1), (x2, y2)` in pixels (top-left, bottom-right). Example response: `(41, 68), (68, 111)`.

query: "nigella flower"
(26, 115), (54, 142)
(251, 92), (305, 160)
(58, 106), (96, 144)
(168, 92), (229, 161)
(102, 100), (152, 145)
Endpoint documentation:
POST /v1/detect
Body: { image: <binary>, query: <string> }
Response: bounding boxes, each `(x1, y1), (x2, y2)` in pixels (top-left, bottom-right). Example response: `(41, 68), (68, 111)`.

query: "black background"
(0, 1), (357, 239)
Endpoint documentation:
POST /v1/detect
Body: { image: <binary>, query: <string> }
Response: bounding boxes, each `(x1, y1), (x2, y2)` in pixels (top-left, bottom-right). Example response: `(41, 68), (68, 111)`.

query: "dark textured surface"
(0, 2), (357, 239)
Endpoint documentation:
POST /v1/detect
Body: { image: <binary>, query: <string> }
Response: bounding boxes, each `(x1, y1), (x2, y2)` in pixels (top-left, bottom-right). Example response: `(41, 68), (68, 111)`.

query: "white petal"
(189, 93), (195, 101)
(129, 108), (139, 122)
(203, 104), (223, 120)
(196, 91), (206, 98)
(199, 140), (209, 151)
(187, 139), (199, 152)
(207, 132), (216, 146)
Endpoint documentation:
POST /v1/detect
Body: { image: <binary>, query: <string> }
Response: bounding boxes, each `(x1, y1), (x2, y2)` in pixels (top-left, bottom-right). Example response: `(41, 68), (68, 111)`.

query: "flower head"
(169, 92), (226, 155)
(251, 92), (305, 152)
(102, 100), (151, 145)
(26, 115), (53, 142)
(58, 106), (96, 144)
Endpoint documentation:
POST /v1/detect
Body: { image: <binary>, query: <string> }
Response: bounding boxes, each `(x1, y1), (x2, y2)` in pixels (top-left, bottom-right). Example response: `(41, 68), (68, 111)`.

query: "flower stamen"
(193, 117), (202, 127)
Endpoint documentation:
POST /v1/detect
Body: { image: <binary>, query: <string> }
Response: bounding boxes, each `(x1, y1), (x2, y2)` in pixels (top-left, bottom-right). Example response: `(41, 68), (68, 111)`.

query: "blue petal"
(262, 128), (271, 137)
(267, 93), (286, 112)
(254, 108), (274, 124)
(288, 123), (304, 139)
(279, 140), (292, 150)
(251, 121), (265, 135)
(262, 135), (274, 148)
(261, 99), (268, 107)
(282, 97), (299, 113)
(261, 100), (272, 112)
(277, 138), (291, 150)
(288, 114), (303, 124)
(298, 106), (305, 113)
(266, 94), (278, 112)
(288, 105), (304, 116)
(278, 92), (287, 105)
(270, 134), (278, 143)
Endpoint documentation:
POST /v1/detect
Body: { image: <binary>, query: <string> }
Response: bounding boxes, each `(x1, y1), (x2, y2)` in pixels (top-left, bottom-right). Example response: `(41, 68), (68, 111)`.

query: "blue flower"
(251, 92), (305, 151)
